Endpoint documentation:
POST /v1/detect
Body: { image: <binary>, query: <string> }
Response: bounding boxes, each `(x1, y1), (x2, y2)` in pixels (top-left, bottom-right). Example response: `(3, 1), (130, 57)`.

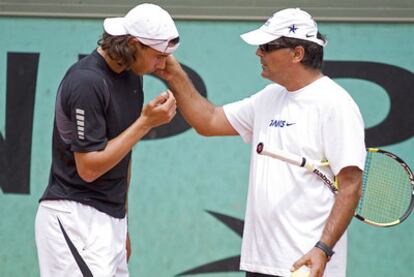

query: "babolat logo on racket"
(313, 168), (337, 191)
(269, 119), (296, 128)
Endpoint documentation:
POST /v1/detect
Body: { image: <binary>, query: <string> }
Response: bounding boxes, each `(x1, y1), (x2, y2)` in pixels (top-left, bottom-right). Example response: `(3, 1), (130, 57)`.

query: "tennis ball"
(291, 266), (310, 277)
(162, 91), (170, 99)
(157, 91), (170, 105)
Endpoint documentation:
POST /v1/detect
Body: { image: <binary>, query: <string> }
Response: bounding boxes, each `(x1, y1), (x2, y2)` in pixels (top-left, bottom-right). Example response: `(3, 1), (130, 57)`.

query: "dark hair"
(271, 33), (326, 70)
(97, 32), (146, 68)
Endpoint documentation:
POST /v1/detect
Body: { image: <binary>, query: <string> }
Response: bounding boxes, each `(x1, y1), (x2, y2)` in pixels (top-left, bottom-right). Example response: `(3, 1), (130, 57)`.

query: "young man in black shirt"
(35, 4), (179, 276)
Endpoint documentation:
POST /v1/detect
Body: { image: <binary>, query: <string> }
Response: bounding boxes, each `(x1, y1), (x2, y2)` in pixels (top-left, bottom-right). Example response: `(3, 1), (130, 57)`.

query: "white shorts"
(35, 200), (128, 277)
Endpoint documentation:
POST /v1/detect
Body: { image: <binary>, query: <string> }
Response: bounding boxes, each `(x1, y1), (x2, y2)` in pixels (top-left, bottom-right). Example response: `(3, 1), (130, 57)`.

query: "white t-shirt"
(223, 76), (366, 277)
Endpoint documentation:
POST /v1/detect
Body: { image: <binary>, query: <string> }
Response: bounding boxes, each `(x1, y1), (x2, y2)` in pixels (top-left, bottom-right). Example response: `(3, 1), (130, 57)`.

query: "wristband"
(314, 241), (335, 260)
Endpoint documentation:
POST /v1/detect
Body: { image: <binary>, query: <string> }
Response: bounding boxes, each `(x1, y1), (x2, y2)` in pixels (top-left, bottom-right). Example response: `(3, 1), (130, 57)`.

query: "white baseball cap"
(103, 3), (180, 54)
(241, 8), (327, 47)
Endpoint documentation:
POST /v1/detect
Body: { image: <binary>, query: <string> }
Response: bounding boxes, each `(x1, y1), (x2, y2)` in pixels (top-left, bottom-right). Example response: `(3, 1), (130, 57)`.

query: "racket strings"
(357, 152), (413, 225)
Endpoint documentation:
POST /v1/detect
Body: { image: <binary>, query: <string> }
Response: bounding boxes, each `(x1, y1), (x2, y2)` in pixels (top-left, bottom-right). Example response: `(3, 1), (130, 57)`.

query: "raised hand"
(154, 55), (184, 82)
(139, 90), (177, 129)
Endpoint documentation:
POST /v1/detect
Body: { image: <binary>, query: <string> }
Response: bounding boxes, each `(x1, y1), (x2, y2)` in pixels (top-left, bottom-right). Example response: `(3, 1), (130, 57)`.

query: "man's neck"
(284, 69), (324, 92)
(97, 47), (126, 74)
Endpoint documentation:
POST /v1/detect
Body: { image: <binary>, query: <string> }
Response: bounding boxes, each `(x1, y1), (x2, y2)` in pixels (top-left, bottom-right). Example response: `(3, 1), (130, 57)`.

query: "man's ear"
(128, 37), (140, 46)
(127, 37), (142, 58)
(292, 46), (305, 63)
(130, 37), (149, 52)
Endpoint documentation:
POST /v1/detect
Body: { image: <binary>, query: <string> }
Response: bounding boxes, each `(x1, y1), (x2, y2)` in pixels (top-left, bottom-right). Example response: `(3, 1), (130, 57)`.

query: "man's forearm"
(319, 167), (362, 249)
(320, 186), (359, 247)
(75, 118), (151, 182)
(167, 71), (218, 136)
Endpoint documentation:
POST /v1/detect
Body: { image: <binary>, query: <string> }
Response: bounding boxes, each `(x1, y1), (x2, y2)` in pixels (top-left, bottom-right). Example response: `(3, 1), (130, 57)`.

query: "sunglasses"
(259, 42), (289, 52)
(137, 36), (180, 54)
(164, 37), (180, 52)
(155, 36), (180, 54)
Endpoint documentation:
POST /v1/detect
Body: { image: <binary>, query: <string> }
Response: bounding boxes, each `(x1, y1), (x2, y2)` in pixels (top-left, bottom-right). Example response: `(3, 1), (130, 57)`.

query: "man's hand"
(139, 90), (176, 129)
(154, 55), (185, 82)
(291, 247), (328, 277)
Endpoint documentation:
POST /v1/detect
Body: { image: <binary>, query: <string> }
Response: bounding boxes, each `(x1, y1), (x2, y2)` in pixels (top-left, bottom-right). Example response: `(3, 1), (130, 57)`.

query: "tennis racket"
(256, 142), (414, 227)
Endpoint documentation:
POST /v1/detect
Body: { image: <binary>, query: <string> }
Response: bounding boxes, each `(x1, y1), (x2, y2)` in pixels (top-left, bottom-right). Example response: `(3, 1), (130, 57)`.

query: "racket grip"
(256, 142), (306, 167)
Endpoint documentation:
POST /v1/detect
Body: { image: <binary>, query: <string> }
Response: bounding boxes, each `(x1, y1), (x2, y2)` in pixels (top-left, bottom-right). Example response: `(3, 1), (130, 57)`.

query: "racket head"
(355, 148), (414, 227)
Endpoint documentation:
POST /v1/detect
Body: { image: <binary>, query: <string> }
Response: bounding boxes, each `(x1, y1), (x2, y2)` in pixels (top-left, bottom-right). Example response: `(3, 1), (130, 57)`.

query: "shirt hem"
(240, 262), (291, 276)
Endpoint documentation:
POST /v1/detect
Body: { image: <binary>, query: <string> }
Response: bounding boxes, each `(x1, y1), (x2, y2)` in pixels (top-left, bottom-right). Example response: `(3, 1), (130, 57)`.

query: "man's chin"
(132, 68), (149, 75)
(261, 71), (269, 79)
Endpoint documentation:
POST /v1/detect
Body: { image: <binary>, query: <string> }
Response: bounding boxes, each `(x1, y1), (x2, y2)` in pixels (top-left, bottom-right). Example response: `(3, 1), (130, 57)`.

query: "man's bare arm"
(75, 92), (176, 183)
(319, 166), (362, 248)
(157, 56), (238, 137)
(291, 166), (362, 277)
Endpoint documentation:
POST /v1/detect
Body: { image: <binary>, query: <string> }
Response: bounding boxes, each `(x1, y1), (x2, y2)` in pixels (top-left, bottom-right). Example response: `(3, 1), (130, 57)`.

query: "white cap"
(103, 3), (180, 53)
(241, 8), (327, 47)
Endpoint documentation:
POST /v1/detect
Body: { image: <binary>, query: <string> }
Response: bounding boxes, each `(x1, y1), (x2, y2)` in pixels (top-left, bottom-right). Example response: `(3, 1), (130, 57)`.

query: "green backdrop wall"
(0, 16), (413, 277)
